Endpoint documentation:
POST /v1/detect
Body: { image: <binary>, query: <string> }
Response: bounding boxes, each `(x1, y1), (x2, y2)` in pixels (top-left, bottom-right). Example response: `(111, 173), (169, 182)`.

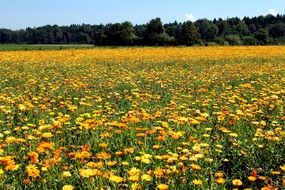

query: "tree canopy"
(1, 14), (285, 46)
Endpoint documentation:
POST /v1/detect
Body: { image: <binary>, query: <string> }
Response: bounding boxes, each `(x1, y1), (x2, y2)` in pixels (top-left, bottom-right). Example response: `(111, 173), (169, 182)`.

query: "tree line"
(1, 14), (285, 46)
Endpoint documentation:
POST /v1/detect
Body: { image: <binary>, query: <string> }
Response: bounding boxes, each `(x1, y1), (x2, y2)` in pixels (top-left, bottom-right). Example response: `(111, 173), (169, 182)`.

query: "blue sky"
(0, 0), (284, 29)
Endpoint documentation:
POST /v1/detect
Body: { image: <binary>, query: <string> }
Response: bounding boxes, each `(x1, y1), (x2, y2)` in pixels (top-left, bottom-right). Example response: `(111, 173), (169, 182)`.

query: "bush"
(214, 37), (227, 45)
(225, 35), (242, 45)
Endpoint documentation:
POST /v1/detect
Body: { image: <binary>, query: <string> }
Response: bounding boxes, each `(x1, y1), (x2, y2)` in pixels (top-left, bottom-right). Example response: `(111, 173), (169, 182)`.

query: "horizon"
(0, 0), (284, 30)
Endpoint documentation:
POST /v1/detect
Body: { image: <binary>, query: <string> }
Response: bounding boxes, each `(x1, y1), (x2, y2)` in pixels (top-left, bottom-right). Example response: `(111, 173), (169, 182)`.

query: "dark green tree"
(254, 29), (269, 45)
(269, 23), (285, 38)
(181, 21), (198, 45)
(195, 19), (219, 41)
(145, 18), (172, 45)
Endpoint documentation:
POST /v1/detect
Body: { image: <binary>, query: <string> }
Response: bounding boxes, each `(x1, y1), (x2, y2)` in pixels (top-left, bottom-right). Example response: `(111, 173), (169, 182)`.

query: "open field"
(0, 47), (284, 189)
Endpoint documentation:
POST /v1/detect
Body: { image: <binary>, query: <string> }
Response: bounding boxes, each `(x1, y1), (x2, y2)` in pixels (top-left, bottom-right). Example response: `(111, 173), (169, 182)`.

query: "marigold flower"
(62, 185), (74, 190)
(215, 177), (226, 184)
(131, 183), (142, 190)
(232, 179), (243, 186)
(192, 179), (203, 185)
(141, 174), (152, 181)
(109, 175), (124, 183)
(26, 164), (40, 178)
(248, 176), (257, 182)
(156, 184), (169, 190)
(28, 152), (39, 164)
(41, 132), (53, 138)
(190, 164), (201, 170)
(62, 171), (72, 178)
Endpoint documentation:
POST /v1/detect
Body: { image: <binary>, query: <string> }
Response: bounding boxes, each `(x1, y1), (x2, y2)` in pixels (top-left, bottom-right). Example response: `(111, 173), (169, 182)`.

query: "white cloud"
(268, 9), (277, 16)
(185, 13), (195, 22)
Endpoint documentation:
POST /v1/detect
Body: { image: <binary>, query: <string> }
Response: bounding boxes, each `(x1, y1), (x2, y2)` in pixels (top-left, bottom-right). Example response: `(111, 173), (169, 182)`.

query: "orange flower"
(96, 152), (111, 160)
(37, 142), (54, 153)
(28, 152), (39, 164)
(26, 164), (40, 178)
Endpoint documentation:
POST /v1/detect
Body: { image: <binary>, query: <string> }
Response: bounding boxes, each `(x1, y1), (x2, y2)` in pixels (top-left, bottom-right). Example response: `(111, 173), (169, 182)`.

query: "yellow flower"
(62, 171), (72, 178)
(62, 185), (74, 190)
(192, 179), (203, 185)
(215, 177), (226, 184)
(107, 161), (117, 167)
(214, 172), (224, 178)
(109, 175), (124, 183)
(79, 169), (101, 178)
(271, 171), (280, 175)
(128, 167), (141, 182)
(18, 104), (26, 111)
(41, 132), (53, 138)
(248, 176), (257, 182)
(190, 164), (201, 170)
(157, 184), (169, 190)
(229, 133), (238, 138)
(141, 174), (152, 181)
(280, 165), (285, 171)
(131, 183), (142, 190)
(232, 179), (243, 186)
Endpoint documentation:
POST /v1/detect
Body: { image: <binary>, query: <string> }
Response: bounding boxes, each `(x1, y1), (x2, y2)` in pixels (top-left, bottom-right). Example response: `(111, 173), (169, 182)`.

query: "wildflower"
(79, 169), (101, 178)
(41, 132), (53, 138)
(96, 152), (111, 160)
(18, 104), (26, 111)
(232, 179), (243, 186)
(157, 184), (169, 190)
(214, 172), (224, 178)
(28, 152), (39, 164)
(192, 179), (203, 185)
(62, 171), (72, 178)
(62, 185), (74, 190)
(141, 174), (152, 181)
(109, 175), (124, 183)
(99, 143), (108, 149)
(248, 176), (257, 182)
(26, 164), (40, 178)
(229, 133), (238, 138)
(215, 177), (226, 184)
(128, 167), (141, 182)
(271, 171), (280, 175)
(131, 183), (142, 190)
(37, 142), (54, 153)
(190, 164), (201, 170)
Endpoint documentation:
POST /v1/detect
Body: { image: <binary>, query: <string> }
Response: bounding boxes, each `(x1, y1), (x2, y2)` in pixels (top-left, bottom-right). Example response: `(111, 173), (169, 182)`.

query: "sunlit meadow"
(0, 47), (285, 190)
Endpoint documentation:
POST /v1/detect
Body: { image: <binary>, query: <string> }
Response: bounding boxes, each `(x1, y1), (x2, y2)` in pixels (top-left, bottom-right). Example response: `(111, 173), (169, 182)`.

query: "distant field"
(0, 47), (284, 190)
(0, 44), (95, 51)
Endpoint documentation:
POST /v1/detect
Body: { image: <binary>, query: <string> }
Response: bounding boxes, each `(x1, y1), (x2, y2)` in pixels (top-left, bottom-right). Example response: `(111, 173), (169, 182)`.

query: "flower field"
(0, 46), (285, 190)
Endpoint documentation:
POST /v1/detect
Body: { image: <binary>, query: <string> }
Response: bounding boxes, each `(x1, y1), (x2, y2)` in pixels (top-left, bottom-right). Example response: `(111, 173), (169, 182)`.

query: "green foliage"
(254, 29), (269, 45)
(1, 14), (285, 46)
(214, 37), (227, 45)
(225, 35), (242, 45)
(181, 21), (199, 46)
(196, 19), (219, 41)
(243, 36), (257, 45)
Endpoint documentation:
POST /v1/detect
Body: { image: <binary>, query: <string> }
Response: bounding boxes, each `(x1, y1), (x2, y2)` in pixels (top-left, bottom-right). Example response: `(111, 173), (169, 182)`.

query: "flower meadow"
(0, 46), (285, 190)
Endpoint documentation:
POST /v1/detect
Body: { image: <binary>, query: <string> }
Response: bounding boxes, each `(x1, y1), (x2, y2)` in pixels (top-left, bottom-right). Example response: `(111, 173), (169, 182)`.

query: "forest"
(1, 14), (285, 46)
